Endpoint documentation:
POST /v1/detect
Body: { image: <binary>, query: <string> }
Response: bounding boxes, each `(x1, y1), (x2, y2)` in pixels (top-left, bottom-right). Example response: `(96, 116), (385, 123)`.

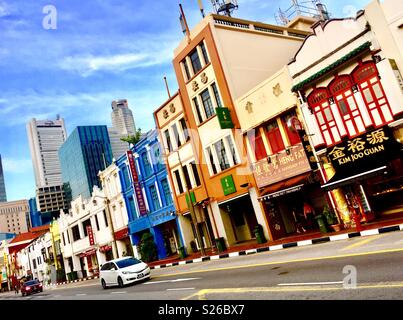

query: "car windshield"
(25, 280), (38, 286)
(115, 258), (141, 269)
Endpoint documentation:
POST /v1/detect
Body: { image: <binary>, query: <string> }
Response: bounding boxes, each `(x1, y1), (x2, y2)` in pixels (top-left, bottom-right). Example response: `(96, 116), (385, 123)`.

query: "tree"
(138, 232), (158, 263)
(120, 128), (143, 146)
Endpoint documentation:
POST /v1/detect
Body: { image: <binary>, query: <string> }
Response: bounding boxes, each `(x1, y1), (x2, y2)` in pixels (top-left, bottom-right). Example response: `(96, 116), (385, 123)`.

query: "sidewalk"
(148, 217), (403, 270)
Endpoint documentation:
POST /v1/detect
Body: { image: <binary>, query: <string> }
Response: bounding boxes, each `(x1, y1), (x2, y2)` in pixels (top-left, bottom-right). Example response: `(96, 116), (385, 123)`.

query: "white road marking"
(166, 288), (195, 291)
(145, 278), (201, 285)
(278, 281), (344, 286)
(111, 291), (127, 294)
(75, 293), (87, 296)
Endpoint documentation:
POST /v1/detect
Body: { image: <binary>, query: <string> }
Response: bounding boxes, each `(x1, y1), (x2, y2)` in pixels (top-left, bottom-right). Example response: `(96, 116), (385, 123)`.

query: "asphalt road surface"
(2, 231), (403, 300)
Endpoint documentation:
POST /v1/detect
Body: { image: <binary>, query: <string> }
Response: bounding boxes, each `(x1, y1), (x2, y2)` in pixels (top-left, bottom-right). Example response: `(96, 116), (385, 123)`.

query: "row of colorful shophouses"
(1, 0), (403, 288)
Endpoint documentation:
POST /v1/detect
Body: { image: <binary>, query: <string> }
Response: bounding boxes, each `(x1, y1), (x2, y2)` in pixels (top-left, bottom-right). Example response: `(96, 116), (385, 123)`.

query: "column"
(150, 226), (167, 260)
(176, 214), (194, 253)
(248, 187), (271, 241)
(209, 201), (234, 247)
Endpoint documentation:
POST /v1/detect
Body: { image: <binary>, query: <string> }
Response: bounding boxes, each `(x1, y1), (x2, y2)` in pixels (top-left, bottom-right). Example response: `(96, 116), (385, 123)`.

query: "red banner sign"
(99, 245), (112, 253)
(114, 227), (129, 240)
(87, 225), (94, 246)
(126, 150), (148, 216)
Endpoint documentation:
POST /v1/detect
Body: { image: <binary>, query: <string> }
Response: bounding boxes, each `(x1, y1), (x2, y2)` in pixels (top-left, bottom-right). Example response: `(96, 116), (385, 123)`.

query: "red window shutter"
(249, 129), (267, 161)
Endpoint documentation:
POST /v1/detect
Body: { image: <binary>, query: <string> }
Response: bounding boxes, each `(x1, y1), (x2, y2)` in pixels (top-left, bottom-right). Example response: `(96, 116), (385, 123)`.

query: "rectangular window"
(179, 118), (190, 142)
(32, 259), (37, 269)
(211, 83), (223, 108)
(142, 152), (152, 177)
(193, 98), (204, 124)
(82, 219), (91, 237)
(149, 185), (161, 210)
(282, 112), (301, 146)
(200, 89), (215, 119)
(161, 179), (173, 205)
(183, 60), (191, 81)
(72, 225), (80, 242)
(190, 161), (201, 187)
(62, 232), (66, 246)
(103, 210), (109, 227)
(95, 215), (100, 231)
(182, 165), (192, 190)
(66, 231), (70, 244)
(174, 170), (184, 194)
(200, 42), (209, 65)
(248, 129), (267, 161)
(225, 136), (239, 165)
(190, 49), (202, 74)
(164, 129), (173, 153)
(206, 146), (218, 175)
(266, 121), (285, 154)
(172, 123), (182, 148)
(214, 140), (230, 171)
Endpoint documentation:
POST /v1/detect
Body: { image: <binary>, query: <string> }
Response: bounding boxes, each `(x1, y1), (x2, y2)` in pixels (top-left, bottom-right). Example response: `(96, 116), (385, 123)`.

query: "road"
(2, 231), (403, 300)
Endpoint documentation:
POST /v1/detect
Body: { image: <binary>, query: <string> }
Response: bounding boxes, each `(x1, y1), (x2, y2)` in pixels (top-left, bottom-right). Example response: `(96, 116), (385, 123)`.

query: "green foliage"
(139, 232), (158, 263)
(323, 204), (337, 225)
(120, 128), (143, 145)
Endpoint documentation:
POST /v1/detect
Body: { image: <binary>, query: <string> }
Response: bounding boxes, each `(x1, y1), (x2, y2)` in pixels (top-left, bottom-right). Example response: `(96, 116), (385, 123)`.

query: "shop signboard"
(126, 150), (148, 216)
(326, 126), (400, 178)
(114, 227), (129, 240)
(185, 191), (196, 209)
(253, 144), (311, 188)
(87, 226), (94, 246)
(297, 129), (318, 170)
(216, 107), (234, 129)
(220, 175), (237, 196)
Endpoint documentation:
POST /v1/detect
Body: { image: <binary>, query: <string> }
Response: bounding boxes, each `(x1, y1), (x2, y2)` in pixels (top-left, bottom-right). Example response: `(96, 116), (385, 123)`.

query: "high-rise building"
(27, 118), (69, 214)
(111, 99), (136, 136)
(26, 118), (67, 188)
(108, 128), (130, 160)
(0, 155), (7, 202)
(0, 199), (31, 234)
(59, 126), (113, 200)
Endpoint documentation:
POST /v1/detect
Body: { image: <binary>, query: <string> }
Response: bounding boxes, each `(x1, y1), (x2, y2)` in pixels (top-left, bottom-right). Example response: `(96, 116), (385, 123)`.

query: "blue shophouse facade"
(116, 129), (183, 260)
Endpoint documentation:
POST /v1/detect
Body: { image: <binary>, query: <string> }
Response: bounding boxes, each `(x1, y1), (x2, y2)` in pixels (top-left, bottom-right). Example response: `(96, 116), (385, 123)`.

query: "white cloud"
(2, 158), (32, 174)
(0, 1), (10, 17)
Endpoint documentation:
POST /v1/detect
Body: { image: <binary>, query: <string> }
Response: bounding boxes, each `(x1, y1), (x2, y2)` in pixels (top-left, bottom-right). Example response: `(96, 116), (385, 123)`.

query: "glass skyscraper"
(59, 126), (113, 201)
(0, 155), (6, 202)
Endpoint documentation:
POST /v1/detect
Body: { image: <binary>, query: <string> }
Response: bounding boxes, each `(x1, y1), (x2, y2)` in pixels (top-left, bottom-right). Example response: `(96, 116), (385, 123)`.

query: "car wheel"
(117, 276), (124, 288)
(101, 279), (107, 289)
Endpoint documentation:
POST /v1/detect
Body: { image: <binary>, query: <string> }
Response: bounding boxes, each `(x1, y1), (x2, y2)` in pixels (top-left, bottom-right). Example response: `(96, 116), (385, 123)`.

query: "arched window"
(352, 61), (393, 127)
(328, 75), (365, 137)
(307, 88), (343, 145)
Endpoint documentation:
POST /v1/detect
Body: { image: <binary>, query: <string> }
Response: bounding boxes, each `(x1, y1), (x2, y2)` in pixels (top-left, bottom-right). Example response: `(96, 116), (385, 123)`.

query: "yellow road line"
(154, 247), (403, 280)
(341, 236), (382, 251)
(182, 282), (403, 300)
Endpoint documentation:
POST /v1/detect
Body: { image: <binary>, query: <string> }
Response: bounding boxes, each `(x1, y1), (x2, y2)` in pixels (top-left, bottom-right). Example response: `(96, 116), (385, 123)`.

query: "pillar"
(248, 187), (271, 241)
(176, 214), (194, 253)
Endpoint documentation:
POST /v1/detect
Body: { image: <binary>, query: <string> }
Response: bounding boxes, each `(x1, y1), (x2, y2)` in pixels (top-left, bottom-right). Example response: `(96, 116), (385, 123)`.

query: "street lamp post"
(93, 195), (119, 260)
(170, 150), (206, 257)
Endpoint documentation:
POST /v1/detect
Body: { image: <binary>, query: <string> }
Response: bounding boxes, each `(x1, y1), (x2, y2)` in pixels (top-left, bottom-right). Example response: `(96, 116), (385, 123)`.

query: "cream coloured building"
(0, 200), (31, 234)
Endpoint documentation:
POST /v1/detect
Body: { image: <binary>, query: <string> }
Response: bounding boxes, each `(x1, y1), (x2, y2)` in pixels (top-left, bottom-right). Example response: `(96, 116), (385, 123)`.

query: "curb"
(149, 223), (403, 270)
(45, 275), (99, 288)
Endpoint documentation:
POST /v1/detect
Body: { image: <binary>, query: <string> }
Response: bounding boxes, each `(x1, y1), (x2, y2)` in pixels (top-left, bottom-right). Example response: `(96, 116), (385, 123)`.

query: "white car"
(100, 257), (151, 289)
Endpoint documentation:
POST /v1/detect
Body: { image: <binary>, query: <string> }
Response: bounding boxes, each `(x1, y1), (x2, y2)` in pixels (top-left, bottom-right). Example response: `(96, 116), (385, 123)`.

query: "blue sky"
(0, 0), (370, 201)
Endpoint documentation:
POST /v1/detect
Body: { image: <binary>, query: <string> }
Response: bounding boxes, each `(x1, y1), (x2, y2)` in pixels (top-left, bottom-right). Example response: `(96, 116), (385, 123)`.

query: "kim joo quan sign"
(126, 150), (148, 216)
(327, 126), (400, 176)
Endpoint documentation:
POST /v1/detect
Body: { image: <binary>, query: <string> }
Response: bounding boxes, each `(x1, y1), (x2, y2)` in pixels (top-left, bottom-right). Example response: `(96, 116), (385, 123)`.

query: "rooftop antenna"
(275, 0), (330, 26)
(211, 0), (238, 17)
(163, 76), (171, 99)
(197, 0), (206, 18)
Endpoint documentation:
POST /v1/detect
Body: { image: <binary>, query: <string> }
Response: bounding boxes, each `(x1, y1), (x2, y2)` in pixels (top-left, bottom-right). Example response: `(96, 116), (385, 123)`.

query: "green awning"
(291, 41), (371, 92)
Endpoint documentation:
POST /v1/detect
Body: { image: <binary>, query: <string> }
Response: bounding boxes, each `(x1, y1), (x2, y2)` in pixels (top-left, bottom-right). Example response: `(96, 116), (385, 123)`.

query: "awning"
(321, 166), (388, 191)
(258, 172), (312, 200)
(78, 248), (97, 258)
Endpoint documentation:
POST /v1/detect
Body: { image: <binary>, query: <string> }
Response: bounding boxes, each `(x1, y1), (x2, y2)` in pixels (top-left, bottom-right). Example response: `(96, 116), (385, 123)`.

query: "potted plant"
(323, 205), (344, 232)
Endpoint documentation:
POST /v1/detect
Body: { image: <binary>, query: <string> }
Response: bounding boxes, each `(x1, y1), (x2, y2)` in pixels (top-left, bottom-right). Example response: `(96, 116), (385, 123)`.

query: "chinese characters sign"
(126, 150), (148, 216)
(87, 226), (94, 246)
(253, 144), (312, 188)
(327, 126), (399, 175)
(216, 107), (234, 129)
(220, 175), (237, 196)
(298, 129), (317, 170)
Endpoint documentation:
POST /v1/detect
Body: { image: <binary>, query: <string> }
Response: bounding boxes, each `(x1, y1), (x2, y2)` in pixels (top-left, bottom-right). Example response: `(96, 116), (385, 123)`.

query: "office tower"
(111, 99), (136, 136)
(0, 155), (6, 202)
(59, 126), (113, 200)
(0, 199), (31, 234)
(108, 128), (130, 160)
(26, 117), (69, 214)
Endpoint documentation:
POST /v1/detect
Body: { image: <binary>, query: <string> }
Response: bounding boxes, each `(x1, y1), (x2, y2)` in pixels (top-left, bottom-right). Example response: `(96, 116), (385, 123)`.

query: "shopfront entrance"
(261, 182), (325, 240)
(219, 194), (258, 244)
